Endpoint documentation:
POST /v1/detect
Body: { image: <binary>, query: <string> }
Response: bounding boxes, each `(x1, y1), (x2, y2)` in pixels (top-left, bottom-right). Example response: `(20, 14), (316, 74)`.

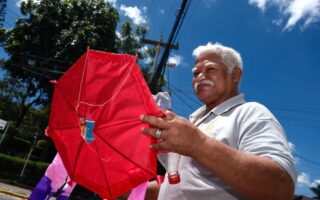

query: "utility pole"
(20, 134), (37, 178)
(141, 37), (179, 74)
(149, 0), (188, 94)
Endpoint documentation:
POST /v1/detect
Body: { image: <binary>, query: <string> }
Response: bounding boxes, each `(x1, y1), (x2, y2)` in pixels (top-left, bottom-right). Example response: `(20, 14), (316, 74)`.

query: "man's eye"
(193, 72), (200, 77)
(207, 68), (216, 73)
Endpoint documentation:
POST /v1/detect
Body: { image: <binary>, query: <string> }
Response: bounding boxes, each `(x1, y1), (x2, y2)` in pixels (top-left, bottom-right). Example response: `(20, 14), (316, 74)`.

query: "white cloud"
(272, 18), (283, 26)
(139, 45), (153, 65)
(288, 142), (295, 151)
(105, 0), (117, 7)
(311, 179), (320, 187)
(143, 56), (153, 65)
(297, 172), (311, 187)
(158, 8), (165, 15)
(248, 0), (320, 31)
(249, 0), (268, 11)
(139, 45), (149, 57)
(249, 0), (288, 11)
(116, 30), (121, 39)
(120, 5), (147, 25)
(284, 0), (320, 30)
(168, 54), (184, 67)
(297, 172), (320, 188)
(16, 0), (41, 7)
(203, 0), (217, 8)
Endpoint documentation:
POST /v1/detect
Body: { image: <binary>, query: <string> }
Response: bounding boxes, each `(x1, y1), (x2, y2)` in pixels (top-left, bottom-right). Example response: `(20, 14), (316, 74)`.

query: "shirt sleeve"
(238, 117), (297, 184)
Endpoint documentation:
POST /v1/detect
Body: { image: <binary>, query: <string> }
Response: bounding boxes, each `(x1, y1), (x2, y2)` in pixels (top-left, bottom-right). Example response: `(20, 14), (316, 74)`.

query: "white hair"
(192, 42), (243, 73)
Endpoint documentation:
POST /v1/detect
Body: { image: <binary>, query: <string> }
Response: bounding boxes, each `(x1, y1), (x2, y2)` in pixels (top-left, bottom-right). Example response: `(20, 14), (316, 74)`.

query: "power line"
(11, 54), (68, 71)
(20, 66), (55, 80)
(293, 152), (320, 166)
(174, 0), (199, 42)
(160, 0), (176, 37)
(170, 0), (192, 48)
(5, 63), (57, 80)
(148, 0), (155, 16)
(159, 0), (192, 79)
(6, 7), (20, 18)
(172, 90), (197, 111)
(7, 50), (73, 65)
(24, 65), (64, 75)
(266, 103), (320, 114)
(168, 82), (202, 106)
(150, 0), (189, 94)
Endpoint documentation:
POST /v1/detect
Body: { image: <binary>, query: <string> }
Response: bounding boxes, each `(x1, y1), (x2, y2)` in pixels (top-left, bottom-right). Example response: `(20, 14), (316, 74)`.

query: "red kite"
(47, 49), (163, 199)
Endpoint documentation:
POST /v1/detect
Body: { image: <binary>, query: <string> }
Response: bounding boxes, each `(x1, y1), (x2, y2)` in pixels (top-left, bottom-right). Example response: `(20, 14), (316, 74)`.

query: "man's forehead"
(194, 60), (216, 67)
(195, 53), (221, 64)
(192, 60), (219, 72)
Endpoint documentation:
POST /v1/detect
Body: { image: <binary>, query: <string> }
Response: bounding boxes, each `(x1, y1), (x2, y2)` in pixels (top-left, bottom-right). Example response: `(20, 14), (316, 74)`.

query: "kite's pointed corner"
(50, 80), (57, 84)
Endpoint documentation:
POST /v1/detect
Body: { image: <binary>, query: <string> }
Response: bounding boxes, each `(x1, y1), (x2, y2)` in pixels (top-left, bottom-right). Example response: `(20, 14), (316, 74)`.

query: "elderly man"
(141, 43), (296, 200)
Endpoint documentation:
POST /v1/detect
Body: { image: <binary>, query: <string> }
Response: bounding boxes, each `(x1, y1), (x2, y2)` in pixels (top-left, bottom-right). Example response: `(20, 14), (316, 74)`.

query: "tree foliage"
(0, 0), (6, 27)
(0, 0), (120, 107)
(311, 183), (320, 199)
(0, 0), (162, 146)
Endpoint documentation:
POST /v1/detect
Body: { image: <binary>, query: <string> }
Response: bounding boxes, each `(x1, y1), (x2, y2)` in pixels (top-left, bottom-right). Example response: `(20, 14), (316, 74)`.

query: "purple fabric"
(29, 153), (76, 199)
(28, 176), (52, 200)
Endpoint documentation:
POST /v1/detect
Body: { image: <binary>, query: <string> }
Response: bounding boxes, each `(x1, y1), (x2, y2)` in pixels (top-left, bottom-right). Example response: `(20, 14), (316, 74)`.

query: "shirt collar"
(190, 93), (246, 121)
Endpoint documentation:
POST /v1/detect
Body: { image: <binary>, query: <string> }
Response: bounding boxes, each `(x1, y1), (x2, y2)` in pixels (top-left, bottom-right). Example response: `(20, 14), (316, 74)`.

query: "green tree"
(0, 0), (119, 108)
(0, 0), (6, 27)
(0, 70), (46, 127)
(0, 0), (162, 157)
(311, 183), (320, 199)
(0, 0), (120, 131)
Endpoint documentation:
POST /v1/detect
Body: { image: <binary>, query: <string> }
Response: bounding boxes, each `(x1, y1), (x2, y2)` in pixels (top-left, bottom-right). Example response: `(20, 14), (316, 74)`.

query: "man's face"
(192, 53), (234, 107)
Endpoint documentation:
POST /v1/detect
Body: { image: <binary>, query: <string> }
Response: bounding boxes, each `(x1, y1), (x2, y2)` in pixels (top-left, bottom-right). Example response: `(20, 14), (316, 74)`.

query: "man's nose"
(196, 72), (206, 81)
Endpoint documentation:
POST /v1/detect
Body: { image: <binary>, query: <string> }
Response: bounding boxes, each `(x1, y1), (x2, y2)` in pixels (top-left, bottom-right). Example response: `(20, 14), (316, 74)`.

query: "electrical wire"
(20, 66), (55, 80)
(7, 50), (73, 65)
(174, 0), (200, 42)
(160, 0), (192, 77)
(266, 103), (320, 114)
(148, 0), (155, 15)
(293, 153), (320, 166)
(171, 0), (192, 46)
(10, 55), (68, 70)
(168, 82), (202, 106)
(160, 0), (176, 37)
(6, 7), (20, 18)
(172, 89), (197, 111)
(5, 63), (57, 80)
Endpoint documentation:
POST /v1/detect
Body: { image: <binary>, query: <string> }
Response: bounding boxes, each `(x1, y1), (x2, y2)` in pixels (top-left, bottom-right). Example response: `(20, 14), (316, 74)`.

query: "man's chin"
(196, 93), (211, 102)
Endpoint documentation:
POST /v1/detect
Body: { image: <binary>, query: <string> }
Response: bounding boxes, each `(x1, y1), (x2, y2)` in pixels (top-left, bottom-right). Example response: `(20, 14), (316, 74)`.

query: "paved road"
(0, 193), (23, 200)
(0, 182), (31, 200)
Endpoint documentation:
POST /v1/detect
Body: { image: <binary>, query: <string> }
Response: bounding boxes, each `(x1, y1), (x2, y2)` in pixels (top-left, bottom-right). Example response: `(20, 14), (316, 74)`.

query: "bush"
(0, 136), (31, 157)
(0, 153), (48, 186)
(36, 140), (46, 150)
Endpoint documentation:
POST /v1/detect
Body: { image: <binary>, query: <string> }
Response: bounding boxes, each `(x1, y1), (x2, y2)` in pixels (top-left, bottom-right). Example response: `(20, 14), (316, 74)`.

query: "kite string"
(75, 50), (90, 113)
(78, 60), (135, 107)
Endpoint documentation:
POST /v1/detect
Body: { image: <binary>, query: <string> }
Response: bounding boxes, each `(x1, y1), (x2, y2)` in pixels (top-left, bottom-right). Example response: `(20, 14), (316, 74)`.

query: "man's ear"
(232, 67), (242, 84)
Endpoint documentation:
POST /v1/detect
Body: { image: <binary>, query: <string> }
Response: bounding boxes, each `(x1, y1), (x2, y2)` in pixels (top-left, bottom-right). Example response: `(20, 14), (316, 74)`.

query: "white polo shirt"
(158, 94), (296, 200)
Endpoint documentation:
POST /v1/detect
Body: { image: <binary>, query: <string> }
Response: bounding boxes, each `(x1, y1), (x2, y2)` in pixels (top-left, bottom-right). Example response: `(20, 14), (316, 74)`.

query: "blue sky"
(2, 0), (320, 197)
